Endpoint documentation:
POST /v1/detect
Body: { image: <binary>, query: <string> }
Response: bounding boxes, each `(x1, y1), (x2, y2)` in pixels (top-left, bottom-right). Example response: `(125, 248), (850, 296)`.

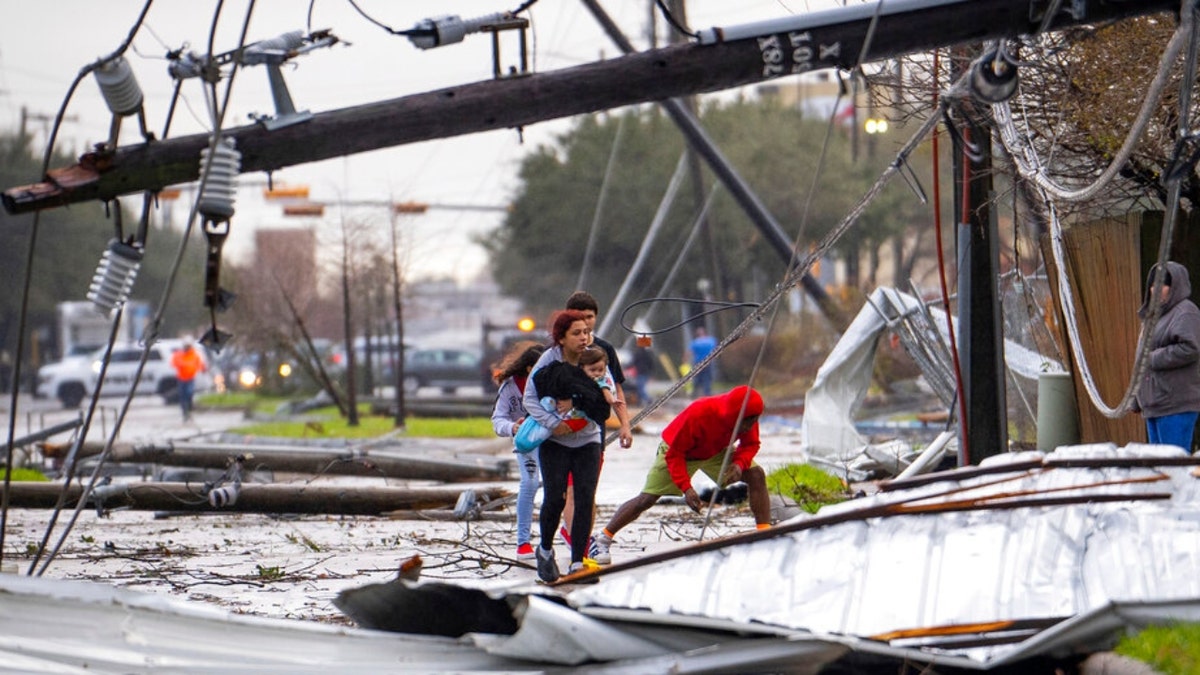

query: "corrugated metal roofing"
(567, 444), (1200, 667)
(2, 444), (1197, 672)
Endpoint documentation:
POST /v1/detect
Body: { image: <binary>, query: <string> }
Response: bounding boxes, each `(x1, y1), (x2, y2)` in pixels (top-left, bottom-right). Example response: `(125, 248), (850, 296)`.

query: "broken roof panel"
(566, 444), (1200, 667)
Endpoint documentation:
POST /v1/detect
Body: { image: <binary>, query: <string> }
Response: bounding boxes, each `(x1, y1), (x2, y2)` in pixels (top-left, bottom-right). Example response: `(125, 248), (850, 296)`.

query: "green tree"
(483, 100), (936, 320)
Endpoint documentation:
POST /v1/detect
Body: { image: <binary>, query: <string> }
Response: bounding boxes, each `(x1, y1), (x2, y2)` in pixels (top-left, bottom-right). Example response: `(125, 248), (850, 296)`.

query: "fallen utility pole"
(2, 482), (509, 516)
(42, 440), (513, 483)
(8, 417), (82, 448)
(1, 0), (1174, 215)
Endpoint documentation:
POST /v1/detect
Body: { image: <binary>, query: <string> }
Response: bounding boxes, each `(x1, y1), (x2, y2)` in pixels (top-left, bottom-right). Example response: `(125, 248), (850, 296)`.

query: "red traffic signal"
(263, 186), (310, 200)
(283, 203), (325, 217)
(393, 201), (429, 214)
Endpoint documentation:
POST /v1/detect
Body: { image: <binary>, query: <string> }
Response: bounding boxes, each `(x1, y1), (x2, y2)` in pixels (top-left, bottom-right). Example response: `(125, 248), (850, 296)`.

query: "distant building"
(757, 70), (854, 122)
(244, 228), (524, 350)
(254, 228), (318, 300)
(405, 275), (523, 347)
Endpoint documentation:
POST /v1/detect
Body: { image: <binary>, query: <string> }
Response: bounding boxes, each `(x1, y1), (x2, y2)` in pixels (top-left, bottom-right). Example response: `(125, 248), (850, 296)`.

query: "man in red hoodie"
(588, 385), (771, 565)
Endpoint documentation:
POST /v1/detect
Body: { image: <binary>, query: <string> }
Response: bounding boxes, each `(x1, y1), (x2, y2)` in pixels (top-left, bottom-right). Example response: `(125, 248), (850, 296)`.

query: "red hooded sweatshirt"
(661, 385), (764, 492)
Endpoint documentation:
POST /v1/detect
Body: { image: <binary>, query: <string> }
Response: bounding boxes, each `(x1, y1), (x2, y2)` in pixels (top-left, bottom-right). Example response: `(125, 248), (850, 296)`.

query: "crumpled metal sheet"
(0, 573), (849, 674)
(567, 444), (1200, 667)
(800, 287), (1055, 474)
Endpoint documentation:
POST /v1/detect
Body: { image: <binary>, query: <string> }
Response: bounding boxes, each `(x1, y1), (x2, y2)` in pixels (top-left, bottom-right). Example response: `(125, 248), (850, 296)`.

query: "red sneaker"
(559, 525), (572, 547)
(516, 542), (535, 560)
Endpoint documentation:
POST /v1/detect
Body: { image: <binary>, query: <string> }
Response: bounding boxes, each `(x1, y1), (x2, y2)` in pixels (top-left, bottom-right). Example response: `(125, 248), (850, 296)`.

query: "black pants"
(538, 439), (601, 564)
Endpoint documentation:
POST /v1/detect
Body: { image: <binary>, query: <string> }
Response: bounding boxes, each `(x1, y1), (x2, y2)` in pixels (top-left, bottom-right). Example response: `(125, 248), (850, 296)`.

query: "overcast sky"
(0, 0), (840, 282)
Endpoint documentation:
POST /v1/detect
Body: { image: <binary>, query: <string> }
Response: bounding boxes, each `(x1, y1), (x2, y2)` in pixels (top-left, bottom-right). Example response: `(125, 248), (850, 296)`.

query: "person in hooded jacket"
(1133, 261), (1200, 453)
(587, 386), (772, 565)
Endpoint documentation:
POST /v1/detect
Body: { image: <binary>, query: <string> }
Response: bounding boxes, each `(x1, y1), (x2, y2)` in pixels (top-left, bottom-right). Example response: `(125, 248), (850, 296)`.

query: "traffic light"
(283, 203), (325, 217)
(263, 186), (310, 200)
(517, 317), (535, 332)
(393, 201), (429, 214)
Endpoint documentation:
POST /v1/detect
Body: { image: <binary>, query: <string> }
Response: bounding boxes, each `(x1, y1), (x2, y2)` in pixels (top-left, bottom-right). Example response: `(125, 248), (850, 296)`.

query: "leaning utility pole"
(581, 0), (845, 328)
(668, 0), (732, 339)
(4, 0), (1172, 216)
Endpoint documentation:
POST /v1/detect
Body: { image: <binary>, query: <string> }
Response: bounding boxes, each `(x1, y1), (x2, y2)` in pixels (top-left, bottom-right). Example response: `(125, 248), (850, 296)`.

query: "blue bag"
(514, 397), (558, 453)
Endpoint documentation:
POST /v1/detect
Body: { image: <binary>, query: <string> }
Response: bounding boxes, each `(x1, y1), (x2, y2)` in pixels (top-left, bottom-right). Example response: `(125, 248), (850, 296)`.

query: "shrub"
(1115, 623), (1200, 674)
(765, 463), (849, 513)
(2, 467), (49, 482)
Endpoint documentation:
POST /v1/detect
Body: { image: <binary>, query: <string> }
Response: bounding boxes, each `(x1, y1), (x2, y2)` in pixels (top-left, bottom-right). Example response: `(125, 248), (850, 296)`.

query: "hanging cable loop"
(989, 8), (1199, 416)
(617, 297), (762, 337)
(940, 105), (984, 163)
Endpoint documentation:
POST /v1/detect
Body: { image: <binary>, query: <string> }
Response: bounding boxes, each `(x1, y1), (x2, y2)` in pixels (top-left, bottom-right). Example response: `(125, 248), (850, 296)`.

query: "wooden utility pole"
(18, 106), (78, 145)
(954, 120), (1007, 464)
(389, 211), (407, 428)
(47, 440), (512, 482)
(665, 0), (729, 337)
(1, 482), (509, 516)
(340, 215), (360, 427)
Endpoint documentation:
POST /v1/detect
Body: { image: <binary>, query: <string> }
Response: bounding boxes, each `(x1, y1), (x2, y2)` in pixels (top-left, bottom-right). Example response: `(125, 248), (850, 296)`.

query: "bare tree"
(226, 228), (320, 392)
(874, 13), (1190, 219)
(332, 215), (381, 427)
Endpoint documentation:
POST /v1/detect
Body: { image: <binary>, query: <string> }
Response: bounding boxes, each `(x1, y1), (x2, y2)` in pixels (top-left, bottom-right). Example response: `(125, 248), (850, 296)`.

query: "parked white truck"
(35, 301), (159, 408)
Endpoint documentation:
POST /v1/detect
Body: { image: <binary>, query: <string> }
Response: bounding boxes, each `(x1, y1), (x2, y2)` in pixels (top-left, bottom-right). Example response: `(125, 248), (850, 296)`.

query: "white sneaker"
(588, 532), (613, 565)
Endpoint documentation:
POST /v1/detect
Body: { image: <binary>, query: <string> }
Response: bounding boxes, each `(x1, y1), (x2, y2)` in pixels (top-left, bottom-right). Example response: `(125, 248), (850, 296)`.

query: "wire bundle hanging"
(990, 6), (1198, 418)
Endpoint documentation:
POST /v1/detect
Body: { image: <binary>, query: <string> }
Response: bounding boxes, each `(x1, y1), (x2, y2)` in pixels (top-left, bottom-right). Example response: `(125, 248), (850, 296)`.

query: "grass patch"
(230, 412), (493, 439)
(3, 467), (49, 482)
(765, 463), (849, 513)
(1115, 623), (1200, 674)
(198, 392), (291, 414)
(230, 414), (396, 439)
(254, 564), (286, 581)
(404, 417), (492, 438)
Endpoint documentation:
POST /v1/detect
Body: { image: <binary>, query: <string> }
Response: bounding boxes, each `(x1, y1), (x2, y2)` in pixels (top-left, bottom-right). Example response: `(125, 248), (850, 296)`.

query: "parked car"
(212, 340), (334, 395)
(328, 336), (408, 382)
(480, 327), (549, 394)
(36, 340), (211, 408)
(402, 348), (485, 394)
